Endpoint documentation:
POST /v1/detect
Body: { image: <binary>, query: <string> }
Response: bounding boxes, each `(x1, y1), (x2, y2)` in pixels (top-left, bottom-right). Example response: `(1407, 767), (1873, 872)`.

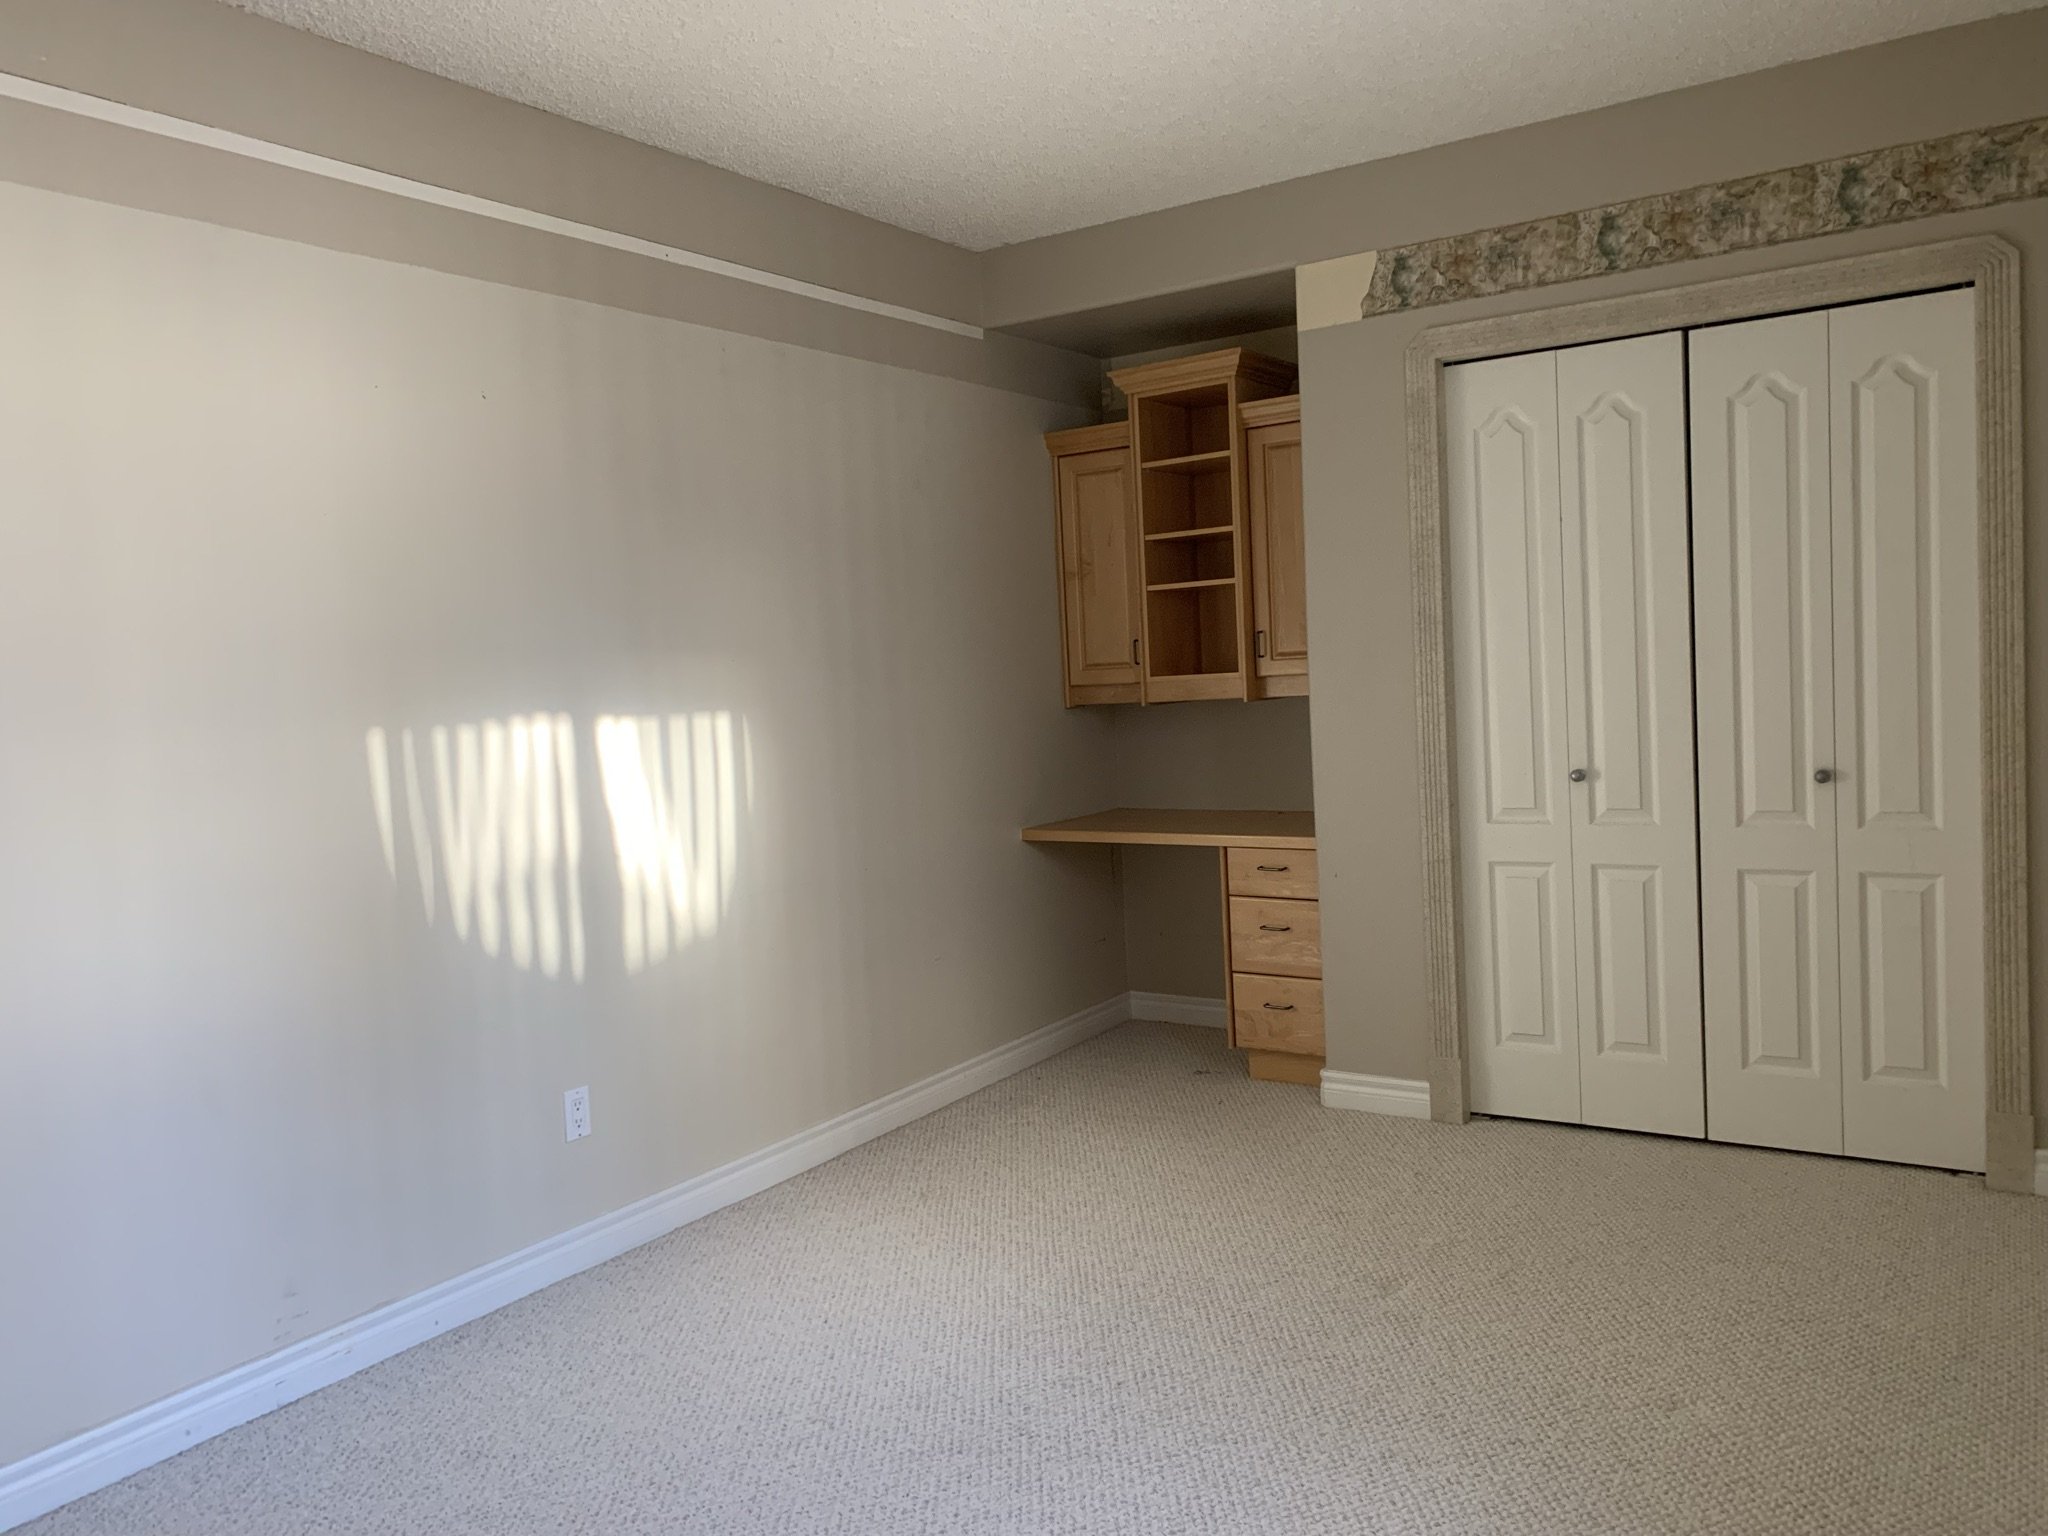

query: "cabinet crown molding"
(1108, 347), (1297, 400)
(1043, 420), (1130, 456)
(1237, 394), (1302, 429)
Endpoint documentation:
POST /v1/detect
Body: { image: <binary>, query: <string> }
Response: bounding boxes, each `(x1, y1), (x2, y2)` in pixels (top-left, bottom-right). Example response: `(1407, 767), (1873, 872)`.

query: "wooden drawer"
(1227, 896), (1321, 977)
(1225, 846), (1318, 900)
(1232, 974), (1324, 1055)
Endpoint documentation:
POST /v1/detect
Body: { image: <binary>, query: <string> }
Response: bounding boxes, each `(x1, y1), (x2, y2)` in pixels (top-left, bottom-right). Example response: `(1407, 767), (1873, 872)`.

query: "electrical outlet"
(563, 1086), (591, 1143)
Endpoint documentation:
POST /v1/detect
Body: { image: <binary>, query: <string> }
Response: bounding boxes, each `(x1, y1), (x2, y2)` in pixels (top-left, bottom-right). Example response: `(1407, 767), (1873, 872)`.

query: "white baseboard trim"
(1128, 991), (1227, 1029)
(1320, 1069), (1432, 1119)
(2035, 1150), (2048, 1197)
(0, 992), (1132, 1533)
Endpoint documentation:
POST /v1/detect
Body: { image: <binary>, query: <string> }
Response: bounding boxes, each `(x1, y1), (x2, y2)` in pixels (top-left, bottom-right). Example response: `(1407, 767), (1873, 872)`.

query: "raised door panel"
(1054, 447), (1140, 700)
(1556, 334), (1702, 1137)
(1829, 290), (1983, 1172)
(1688, 312), (1843, 1154)
(1246, 419), (1309, 685)
(1446, 350), (1582, 1123)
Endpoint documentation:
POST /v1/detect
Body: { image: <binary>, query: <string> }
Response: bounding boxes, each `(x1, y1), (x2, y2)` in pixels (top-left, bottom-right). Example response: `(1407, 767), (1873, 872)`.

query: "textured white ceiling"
(228, 0), (2041, 250)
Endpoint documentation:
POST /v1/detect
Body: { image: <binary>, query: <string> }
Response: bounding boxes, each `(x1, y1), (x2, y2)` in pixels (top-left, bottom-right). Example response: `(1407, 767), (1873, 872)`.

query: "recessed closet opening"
(1410, 241), (2028, 1182)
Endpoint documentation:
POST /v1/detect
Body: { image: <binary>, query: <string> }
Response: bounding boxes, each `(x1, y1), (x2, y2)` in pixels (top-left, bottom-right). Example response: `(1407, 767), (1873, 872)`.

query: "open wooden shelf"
(1132, 392), (1231, 462)
(1139, 448), (1232, 473)
(1143, 671), (1249, 704)
(1146, 577), (1236, 592)
(1102, 346), (1299, 706)
(1139, 464), (1233, 538)
(1145, 584), (1239, 680)
(1145, 525), (1235, 587)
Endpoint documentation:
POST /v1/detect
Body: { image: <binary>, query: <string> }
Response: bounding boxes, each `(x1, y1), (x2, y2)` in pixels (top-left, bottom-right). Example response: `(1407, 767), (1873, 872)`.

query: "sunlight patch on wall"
(596, 713), (753, 976)
(365, 711), (753, 979)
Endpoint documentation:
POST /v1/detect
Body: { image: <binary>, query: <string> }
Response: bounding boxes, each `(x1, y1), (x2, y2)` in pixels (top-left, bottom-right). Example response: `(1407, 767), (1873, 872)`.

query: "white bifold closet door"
(1447, 333), (1704, 1138)
(1689, 289), (1983, 1171)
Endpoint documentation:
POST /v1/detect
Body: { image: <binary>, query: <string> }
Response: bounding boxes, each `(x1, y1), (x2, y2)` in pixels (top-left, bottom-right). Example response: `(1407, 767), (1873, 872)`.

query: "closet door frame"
(1403, 236), (2031, 1193)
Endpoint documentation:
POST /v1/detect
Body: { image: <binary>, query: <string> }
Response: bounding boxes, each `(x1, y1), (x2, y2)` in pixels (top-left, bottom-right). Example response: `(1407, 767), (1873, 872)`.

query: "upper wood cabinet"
(1240, 396), (1307, 698)
(1045, 421), (1142, 706)
(1044, 350), (1304, 706)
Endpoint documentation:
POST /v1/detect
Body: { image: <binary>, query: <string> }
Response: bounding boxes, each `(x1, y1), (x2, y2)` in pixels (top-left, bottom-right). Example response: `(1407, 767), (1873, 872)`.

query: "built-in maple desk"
(1019, 807), (1315, 850)
(1022, 807), (1322, 1086)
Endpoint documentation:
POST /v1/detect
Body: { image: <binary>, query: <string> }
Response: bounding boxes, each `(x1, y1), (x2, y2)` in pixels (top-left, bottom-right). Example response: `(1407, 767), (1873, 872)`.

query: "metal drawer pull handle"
(1569, 767), (1587, 783)
(1263, 1002), (1295, 1011)
(1256, 864), (1289, 872)
(1814, 767), (1834, 784)
(1259, 923), (1292, 932)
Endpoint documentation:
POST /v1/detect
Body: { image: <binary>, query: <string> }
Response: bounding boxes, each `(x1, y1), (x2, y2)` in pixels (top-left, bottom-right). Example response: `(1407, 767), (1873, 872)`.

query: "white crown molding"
(0, 71), (984, 341)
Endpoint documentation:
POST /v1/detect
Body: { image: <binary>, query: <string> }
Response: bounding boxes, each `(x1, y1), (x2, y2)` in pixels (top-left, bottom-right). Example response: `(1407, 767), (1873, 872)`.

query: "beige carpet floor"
(23, 1021), (2048, 1535)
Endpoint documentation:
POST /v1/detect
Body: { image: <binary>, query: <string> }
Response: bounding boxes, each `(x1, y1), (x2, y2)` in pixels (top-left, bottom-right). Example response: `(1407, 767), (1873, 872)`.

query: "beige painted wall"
(1299, 202), (2048, 1135)
(0, 174), (1125, 1466)
(7, 0), (2046, 1480)
(1111, 700), (1315, 998)
(0, 0), (1097, 408)
(984, 9), (2048, 326)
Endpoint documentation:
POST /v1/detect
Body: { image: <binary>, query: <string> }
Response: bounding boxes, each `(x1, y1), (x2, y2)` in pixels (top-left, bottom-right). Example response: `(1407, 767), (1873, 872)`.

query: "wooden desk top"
(1020, 807), (1316, 850)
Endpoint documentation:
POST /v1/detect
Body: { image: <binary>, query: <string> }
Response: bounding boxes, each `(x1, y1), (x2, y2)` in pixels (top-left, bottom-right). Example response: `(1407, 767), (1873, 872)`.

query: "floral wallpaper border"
(1361, 116), (2048, 318)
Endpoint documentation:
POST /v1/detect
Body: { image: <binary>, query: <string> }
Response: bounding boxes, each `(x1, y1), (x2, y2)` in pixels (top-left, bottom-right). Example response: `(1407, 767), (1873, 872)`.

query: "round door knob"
(1568, 768), (1587, 783)
(1814, 768), (1834, 784)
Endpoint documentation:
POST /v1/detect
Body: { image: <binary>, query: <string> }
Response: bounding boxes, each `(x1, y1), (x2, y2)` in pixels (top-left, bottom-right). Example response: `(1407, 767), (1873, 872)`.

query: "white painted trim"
(0, 71), (984, 342)
(1128, 991), (1227, 1029)
(2035, 1150), (2048, 1197)
(0, 994), (1127, 1531)
(1320, 1070), (1432, 1119)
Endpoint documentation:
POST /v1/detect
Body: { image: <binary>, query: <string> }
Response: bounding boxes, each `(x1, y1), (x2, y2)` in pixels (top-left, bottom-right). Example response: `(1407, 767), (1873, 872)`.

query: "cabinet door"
(1691, 310), (1843, 1154)
(1555, 333), (1703, 1138)
(1052, 446), (1141, 704)
(1446, 350), (1583, 1124)
(1245, 418), (1308, 692)
(1828, 290), (1983, 1172)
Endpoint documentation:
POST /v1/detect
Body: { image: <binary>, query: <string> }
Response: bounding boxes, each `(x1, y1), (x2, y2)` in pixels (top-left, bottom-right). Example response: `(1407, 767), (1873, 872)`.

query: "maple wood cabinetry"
(1044, 422), (1143, 706)
(1022, 811), (1320, 1085)
(1043, 349), (1305, 705)
(1239, 398), (1308, 697)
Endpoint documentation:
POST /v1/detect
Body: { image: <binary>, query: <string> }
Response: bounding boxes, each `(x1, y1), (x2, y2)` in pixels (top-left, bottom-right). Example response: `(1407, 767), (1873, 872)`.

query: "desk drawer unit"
(1231, 973), (1324, 1055)
(1224, 847), (1318, 900)
(1222, 844), (1323, 1082)
(1226, 896), (1320, 977)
